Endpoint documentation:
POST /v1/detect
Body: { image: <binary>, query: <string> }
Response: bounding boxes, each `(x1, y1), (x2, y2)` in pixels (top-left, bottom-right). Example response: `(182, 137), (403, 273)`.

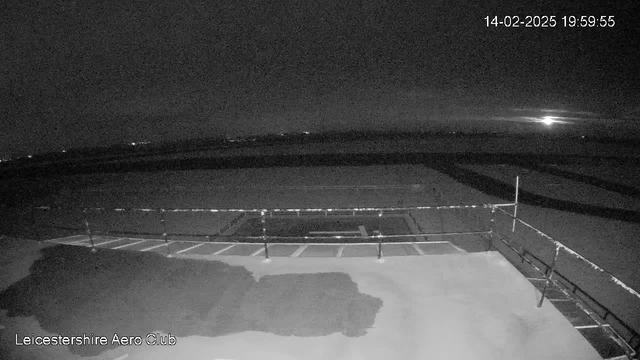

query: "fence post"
(487, 206), (496, 251)
(261, 211), (269, 259)
(83, 208), (96, 253)
(377, 211), (383, 259)
(31, 207), (41, 242)
(161, 209), (170, 257)
(512, 176), (519, 232)
(537, 244), (560, 308)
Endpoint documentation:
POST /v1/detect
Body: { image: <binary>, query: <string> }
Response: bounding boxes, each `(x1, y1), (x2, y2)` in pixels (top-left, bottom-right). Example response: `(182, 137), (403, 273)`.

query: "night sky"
(2, 0), (639, 157)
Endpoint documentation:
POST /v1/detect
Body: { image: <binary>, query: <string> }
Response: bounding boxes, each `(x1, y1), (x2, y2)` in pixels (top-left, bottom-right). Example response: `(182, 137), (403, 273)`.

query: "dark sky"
(2, 0), (639, 156)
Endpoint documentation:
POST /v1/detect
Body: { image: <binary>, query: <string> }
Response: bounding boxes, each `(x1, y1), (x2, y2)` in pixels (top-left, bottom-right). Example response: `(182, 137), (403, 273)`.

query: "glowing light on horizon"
(541, 116), (556, 126)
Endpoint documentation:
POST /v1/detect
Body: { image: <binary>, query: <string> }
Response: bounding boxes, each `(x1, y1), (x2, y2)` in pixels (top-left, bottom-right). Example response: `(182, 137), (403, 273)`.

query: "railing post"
(538, 244), (560, 308)
(161, 209), (170, 257)
(512, 176), (519, 232)
(261, 210), (269, 259)
(377, 211), (383, 259)
(487, 206), (496, 251)
(83, 208), (96, 253)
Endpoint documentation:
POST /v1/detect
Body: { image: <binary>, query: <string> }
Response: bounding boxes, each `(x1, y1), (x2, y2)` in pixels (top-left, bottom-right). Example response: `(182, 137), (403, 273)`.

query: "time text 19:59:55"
(485, 16), (615, 28)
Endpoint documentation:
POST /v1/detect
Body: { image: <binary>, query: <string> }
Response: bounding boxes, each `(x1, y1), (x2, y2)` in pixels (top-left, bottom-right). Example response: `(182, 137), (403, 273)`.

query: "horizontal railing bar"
(493, 232), (638, 356)
(46, 236), (476, 247)
(515, 240), (638, 339)
(45, 227), (490, 240)
(35, 203), (515, 213)
(494, 206), (640, 302)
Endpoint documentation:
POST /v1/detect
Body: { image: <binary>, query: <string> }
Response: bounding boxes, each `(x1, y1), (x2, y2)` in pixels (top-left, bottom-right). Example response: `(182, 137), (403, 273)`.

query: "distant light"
(541, 116), (556, 126)
(303, 131), (310, 135)
(131, 142), (136, 146)
(27, 155), (32, 158)
(61, 149), (67, 153)
(581, 135), (585, 139)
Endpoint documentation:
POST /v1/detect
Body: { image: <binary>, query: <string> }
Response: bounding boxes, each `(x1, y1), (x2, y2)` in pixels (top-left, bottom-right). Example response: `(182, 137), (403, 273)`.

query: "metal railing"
(27, 177), (640, 359)
(33, 203), (503, 258)
(489, 205), (640, 359)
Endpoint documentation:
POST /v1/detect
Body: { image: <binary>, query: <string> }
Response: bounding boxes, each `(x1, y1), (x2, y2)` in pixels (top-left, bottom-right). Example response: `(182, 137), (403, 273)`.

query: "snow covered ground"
(0, 238), (602, 360)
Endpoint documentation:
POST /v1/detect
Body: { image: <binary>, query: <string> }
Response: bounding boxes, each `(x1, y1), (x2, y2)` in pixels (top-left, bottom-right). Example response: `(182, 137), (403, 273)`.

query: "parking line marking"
(290, 244), (309, 257)
(412, 243), (425, 255)
(574, 325), (599, 329)
(251, 246), (267, 256)
(141, 242), (173, 252)
(176, 243), (204, 254)
(113, 240), (147, 250)
(94, 238), (126, 246)
(214, 244), (236, 255)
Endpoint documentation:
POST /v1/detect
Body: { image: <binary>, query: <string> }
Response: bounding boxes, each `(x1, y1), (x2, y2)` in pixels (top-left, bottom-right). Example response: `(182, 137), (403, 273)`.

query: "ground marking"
(574, 325), (600, 329)
(92, 238), (127, 246)
(337, 245), (345, 257)
(448, 242), (466, 253)
(141, 242), (173, 252)
(175, 243), (205, 254)
(112, 240), (147, 250)
(250, 246), (268, 256)
(412, 243), (425, 255)
(61, 237), (94, 245)
(290, 244), (309, 257)
(45, 235), (87, 243)
(213, 244), (236, 255)
(308, 230), (362, 235)
(359, 225), (368, 236)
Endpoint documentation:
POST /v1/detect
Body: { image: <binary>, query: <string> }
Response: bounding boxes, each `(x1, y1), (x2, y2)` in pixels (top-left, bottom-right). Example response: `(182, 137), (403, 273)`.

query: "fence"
(25, 178), (640, 359)
(32, 203), (505, 254)
(489, 205), (640, 359)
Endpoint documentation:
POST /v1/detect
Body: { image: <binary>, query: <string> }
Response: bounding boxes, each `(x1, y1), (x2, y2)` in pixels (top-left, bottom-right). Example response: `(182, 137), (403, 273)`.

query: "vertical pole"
(512, 176), (519, 232)
(31, 207), (41, 242)
(83, 208), (96, 253)
(161, 209), (170, 257)
(487, 206), (496, 251)
(377, 211), (383, 259)
(538, 244), (560, 308)
(261, 211), (269, 259)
